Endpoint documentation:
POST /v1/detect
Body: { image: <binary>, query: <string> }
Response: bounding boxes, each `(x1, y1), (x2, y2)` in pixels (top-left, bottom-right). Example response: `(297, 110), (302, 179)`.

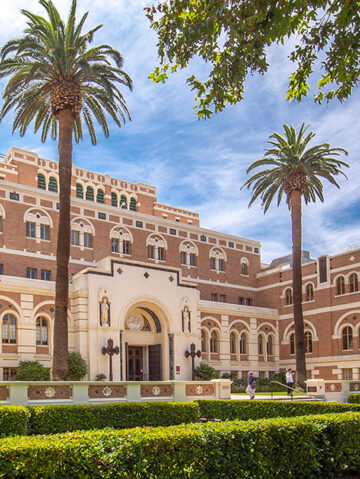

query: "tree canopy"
(146, 0), (360, 118)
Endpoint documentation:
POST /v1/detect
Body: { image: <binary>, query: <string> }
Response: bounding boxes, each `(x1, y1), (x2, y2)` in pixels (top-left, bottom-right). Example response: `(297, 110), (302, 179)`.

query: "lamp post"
(185, 343), (201, 380)
(102, 338), (119, 381)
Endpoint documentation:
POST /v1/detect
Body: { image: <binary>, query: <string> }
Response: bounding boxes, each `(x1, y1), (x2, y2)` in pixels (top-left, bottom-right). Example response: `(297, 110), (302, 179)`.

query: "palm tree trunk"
(53, 109), (74, 380)
(290, 190), (307, 389)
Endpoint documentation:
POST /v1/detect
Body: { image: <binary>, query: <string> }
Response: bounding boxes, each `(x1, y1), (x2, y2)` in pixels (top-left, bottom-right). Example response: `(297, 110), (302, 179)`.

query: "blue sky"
(0, 0), (359, 264)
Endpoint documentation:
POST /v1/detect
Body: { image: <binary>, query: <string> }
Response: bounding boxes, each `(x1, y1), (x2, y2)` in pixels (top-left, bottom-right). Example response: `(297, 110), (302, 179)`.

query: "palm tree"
(242, 123), (348, 388)
(0, 0), (132, 380)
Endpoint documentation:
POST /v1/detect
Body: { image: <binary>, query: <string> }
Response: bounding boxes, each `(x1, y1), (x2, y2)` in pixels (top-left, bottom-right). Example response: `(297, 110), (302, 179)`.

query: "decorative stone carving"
(186, 383), (215, 397)
(126, 314), (144, 331)
(140, 385), (173, 397)
(103, 386), (112, 397)
(45, 387), (56, 398)
(152, 386), (161, 396)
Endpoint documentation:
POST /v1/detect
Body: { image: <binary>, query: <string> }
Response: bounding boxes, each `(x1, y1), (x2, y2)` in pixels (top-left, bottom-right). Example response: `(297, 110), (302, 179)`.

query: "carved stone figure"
(100, 297), (110, 326)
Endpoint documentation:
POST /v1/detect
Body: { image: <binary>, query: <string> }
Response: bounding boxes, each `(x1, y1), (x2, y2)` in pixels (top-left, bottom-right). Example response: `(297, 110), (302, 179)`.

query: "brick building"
(0, 146), (359, 382)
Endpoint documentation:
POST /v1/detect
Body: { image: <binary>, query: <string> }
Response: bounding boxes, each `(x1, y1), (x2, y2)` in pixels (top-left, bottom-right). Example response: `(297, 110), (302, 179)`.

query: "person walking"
(246, 371), (257, 399)
(286, 368), (294, 396)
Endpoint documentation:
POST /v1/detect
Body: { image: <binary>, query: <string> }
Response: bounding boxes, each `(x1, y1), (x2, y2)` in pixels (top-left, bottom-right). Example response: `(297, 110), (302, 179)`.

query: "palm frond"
(242, 123), (349, 214)
(0, 0), (132, 143)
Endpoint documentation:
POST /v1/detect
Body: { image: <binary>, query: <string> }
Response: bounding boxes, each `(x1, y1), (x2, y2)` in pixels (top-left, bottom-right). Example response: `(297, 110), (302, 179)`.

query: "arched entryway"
(121, 302), (171, 381)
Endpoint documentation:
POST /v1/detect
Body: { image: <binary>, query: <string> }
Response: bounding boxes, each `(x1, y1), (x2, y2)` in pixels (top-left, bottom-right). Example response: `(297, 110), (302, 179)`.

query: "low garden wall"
(306, 378), (360, 402)
(0, 379), (231, 406)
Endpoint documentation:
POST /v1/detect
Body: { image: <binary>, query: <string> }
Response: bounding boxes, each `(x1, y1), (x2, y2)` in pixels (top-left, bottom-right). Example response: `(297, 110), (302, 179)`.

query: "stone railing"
(0, 379), (231, 406)
(306, 379), (360, 402)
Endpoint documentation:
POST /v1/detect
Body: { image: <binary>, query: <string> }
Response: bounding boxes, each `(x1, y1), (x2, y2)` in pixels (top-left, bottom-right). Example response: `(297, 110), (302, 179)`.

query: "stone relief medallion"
(152, 386), (161, 396)
(126, 314), (144, 331)
(330, 384), (336, 391)
(45, 387), (56, 398)
(355, 384), (359, 391)
(196, 385), (203, 395)
(103, 387), (112, 397)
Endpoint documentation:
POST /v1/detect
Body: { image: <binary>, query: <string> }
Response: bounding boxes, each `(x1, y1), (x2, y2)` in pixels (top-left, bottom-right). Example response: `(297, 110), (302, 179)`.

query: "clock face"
(126, 314), (144, 331)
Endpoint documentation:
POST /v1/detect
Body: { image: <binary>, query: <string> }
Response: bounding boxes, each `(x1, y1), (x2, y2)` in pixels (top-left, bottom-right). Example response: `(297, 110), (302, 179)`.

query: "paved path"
(230, 394), (310, 401)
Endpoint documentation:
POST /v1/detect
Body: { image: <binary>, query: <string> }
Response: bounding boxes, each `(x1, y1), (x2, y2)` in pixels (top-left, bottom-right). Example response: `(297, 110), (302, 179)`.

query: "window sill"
(335, 291), (359, 298)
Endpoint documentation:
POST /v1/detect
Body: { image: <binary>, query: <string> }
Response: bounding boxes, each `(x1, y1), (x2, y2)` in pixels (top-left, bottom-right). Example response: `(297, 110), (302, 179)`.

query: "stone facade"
(0, 146), (359, 382)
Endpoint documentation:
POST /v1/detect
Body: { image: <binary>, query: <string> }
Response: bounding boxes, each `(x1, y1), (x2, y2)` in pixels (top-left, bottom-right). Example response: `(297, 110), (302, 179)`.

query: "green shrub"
(194, 363), (217, 380)
(15, 361), (50, 381)
(197, 399), (360, 421)
(348, 393), (360, 403)
(95, 373), (106, 381)
(27, 401), (200, 435)
(1, 413), (360, 478)
(0, 406), (29, 437)
(67, 352), (87, 381)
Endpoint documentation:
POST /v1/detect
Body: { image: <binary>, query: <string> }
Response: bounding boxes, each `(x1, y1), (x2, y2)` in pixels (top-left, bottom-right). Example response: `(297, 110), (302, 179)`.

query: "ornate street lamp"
(185, 343), (201, 380)
(102, 338), (119, 381)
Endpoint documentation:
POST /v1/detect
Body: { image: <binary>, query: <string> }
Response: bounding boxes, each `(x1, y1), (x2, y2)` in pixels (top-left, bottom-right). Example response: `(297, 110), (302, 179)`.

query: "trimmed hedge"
(28, 401), (200, 435)
(348, 393), (360, 404)
(0, 413), (360, 478)
(197, 399), (360, 421)
(0, 406), (29, 437)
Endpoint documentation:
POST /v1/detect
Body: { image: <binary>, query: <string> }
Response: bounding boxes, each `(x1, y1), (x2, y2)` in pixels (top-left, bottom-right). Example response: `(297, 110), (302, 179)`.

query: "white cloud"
(0, 0), (359, 266)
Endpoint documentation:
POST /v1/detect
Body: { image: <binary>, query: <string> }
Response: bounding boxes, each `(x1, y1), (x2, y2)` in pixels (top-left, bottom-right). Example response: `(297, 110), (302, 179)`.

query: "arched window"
(86, 186), (94, 201)
(179, 241), (198, 268)
(2, 314), (16, 344)
(267, 335), (274, 356)
(210, 331), (218, 353)
(111, 227), (132, 256)
(129, 198), (137, 211)
(24, 209), (52, 241)
(342, 326), (353, 350)
(306, 284), (314, 301)
(239, 332), (247, 354)
(76, 183), (83, 198)
(147, 234), (167, 262)
(96, 189), (104, 204)
(258, 335), (264, 355)
(290, 333), (295, 355)
(209, 248), (226, 273)
(37, 173), (46, 190)
(241, 260), (249, 275)
(36, 317), (48, 345)
(336, 276), (345, 295)
(285, 288), (293, 305)
(120, 195), (127, 209)
(48, 176), (58, 192)
(349, 273), (359, 293)
(111, 192), (118, 207)
(230, 331), (236, 354)
(201, 329), (207, 352)
(304, 331), (312, 353)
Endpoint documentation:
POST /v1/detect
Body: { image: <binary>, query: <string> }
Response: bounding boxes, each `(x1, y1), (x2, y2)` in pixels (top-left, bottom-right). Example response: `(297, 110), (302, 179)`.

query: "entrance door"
(148, 344), (162, 380)
(128, 346), (143, 381)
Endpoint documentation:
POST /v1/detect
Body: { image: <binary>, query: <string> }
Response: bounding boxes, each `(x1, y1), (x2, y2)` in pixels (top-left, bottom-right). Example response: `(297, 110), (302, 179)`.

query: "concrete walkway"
(231, 394), (311, 401)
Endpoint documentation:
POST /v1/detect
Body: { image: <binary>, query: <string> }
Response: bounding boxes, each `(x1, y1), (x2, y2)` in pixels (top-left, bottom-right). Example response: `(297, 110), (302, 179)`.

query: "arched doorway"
(122, 303), (169, 381)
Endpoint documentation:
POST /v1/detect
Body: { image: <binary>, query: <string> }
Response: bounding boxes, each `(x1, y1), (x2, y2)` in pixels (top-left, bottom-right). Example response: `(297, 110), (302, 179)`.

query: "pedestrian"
(246, 371), (256, 399)
(286, 368), (294, 396)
